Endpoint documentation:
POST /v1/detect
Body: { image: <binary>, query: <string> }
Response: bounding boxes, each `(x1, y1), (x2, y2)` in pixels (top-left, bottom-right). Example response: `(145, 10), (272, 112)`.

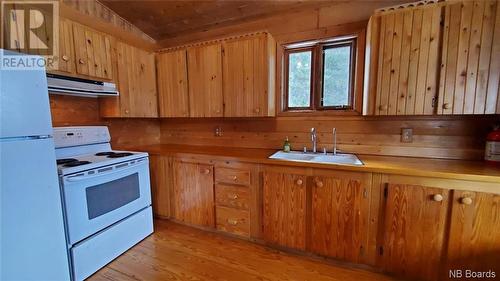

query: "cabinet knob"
(232, 176), (238, 181)
(460, 197), (473, 205)
(227, 219), (238, 225)
(296, 179), (303, 186)
(315, 180), (324, 188)
(379, 105), (388, 111)
(230, 194), (239, 200)
(87, 39), (92, 45)
(254, 108), (260, 113)
(215, 109), (221, 114)
(432, 194), (443, 202)
(443, 103), (451, 109)
(78, 59), (85, 65)
(124, 109), (129, 114)
(62, 55), (69, 62)
(203, 168), (210, 175)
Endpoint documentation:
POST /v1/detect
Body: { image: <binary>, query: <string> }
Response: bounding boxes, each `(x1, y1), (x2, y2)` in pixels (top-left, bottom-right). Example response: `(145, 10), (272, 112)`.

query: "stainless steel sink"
(269, 151), (364, 166)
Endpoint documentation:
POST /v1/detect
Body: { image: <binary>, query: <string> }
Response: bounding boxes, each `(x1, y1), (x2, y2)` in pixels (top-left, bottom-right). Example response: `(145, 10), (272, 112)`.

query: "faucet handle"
(323, 147), (327, 155)
(303, 146), (307, 153)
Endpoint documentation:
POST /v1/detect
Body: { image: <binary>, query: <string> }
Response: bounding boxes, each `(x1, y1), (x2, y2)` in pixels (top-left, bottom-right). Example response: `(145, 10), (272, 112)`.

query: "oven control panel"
(53, 126), (110, 148)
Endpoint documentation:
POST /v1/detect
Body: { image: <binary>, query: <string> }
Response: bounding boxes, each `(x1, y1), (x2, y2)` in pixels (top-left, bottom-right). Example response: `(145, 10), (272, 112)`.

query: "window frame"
(280, 30), (365, 116)
(283, 46), (316, 111)
(317, 39), (356, 111)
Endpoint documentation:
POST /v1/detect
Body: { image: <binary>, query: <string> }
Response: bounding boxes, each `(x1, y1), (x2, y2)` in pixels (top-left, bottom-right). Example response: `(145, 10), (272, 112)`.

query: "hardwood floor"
(88, 219), (399, 281)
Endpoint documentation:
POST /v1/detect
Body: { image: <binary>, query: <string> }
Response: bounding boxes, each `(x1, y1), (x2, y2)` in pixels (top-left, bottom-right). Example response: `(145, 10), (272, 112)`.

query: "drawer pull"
(432, 194), (443, 202)
(62, 55), (69, 62)
(229, 194), (239, 200)
(296, 179), (303, 186)
(227, 219), (238, 225)
(460, 197), (473, 205)
(78, 59), (85, 65)
(202, 168), (210, 175)
(232, 175), (238, 181)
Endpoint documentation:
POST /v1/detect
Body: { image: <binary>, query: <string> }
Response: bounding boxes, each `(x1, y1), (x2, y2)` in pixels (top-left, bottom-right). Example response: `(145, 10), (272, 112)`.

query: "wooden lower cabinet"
(216, 206), (250, 236)
(380, 182), (450, 281)
(149, 155), (172, 218)
(446, 190), (500, 275)
(172, 160), (215, 227)
(310, 170), (372, 263)
(262, 169), (307, 250)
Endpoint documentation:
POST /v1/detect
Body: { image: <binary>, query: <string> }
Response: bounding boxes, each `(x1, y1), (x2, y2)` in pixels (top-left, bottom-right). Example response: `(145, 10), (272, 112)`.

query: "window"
(284, 36), (359, 113)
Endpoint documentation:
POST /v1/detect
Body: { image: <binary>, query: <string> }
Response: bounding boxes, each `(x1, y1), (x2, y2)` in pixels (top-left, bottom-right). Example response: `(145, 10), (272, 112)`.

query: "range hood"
(47, 73), (119, 97)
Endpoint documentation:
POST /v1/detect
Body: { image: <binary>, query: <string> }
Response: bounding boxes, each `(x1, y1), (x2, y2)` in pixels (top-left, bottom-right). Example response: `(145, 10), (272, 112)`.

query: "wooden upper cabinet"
(72, 23), (113, 80)
(446, 190), (500, 274)
(367, 0), (500, 116)
(438, 0), (500, 115)
(187, 43), (223, 117)
(380, 183), (449, 281)
(310, 170), (371, 264)
(56, 18), (76, 74)
(172, 160), (215, 227)
(262, 169), (307, 250)
(115, 41), (158, 117)
(157, 50), (190, 117)
(222, 33), (276, 117)
(368, 4), (443, 116)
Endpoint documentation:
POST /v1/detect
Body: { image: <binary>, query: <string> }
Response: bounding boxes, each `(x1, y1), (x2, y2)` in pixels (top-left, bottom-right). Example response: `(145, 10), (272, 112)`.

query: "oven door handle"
(65, 160), (147, 182)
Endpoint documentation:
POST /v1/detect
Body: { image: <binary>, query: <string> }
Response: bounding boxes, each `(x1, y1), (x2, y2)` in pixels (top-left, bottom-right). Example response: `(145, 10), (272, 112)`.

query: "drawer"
(215, 184), (249, 210)
(215, 167), (251, 186)
(216, 206), (250, 237)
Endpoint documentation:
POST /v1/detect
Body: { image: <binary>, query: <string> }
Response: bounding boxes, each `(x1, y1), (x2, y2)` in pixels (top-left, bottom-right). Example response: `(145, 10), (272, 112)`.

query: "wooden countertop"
(122, 144), (500, 184)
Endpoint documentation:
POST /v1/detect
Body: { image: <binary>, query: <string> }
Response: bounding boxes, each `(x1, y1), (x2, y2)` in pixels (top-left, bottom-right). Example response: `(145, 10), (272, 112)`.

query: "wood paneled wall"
(50, 95), (160, 147)
(160, 116), (499, 160)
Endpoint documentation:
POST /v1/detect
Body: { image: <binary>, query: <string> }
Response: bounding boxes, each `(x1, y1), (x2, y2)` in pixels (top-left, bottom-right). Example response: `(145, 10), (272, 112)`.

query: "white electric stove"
(54, 126), (153, 281)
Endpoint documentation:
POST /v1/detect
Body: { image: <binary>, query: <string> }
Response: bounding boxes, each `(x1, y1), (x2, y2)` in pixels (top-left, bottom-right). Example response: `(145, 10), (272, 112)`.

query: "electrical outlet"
(401, 128), (413, 143)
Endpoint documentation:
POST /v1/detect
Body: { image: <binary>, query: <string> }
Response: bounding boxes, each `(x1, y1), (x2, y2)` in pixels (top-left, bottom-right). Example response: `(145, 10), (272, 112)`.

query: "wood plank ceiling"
(98, 0), (339, 40)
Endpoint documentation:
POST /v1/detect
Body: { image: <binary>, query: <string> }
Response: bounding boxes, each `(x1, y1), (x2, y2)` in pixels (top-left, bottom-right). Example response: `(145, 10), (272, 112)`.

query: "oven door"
(62, 157), (151, 245)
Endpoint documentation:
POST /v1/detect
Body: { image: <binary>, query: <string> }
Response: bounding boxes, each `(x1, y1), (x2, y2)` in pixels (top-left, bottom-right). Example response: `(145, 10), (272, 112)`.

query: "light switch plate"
(401, 128), (413, 143)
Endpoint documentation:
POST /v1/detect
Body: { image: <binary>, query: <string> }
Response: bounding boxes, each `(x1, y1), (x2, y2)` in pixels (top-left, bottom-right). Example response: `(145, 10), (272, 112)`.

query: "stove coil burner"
(63, 161), (91, 167)
(57, 158), (78, 165)
(107, 152), (134, 158)
(95, 152), (116, 156)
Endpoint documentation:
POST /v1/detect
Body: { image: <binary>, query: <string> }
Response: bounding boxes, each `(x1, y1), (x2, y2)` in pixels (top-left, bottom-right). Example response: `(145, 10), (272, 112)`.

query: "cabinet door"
(56, 18), (76, 74)
(172, 161), (215, 227)
(446, 190), (500, 273)
(157, 50), (190, 117)
(72, 23), (113, 80)
(262, 171), (307, 250)
(438, 0), (500, 114)
(368, 4), (443, 115)
(149, 155), (172, 218)
(310, 171), (371, 263)
(187, 44), (223, 117)
(381, 184), (449, 281)
(116, 42), (158, 117)
(222, 34), (275, 117)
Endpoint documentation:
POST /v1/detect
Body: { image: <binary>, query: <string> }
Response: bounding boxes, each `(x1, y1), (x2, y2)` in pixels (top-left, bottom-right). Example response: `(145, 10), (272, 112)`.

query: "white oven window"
(85, 173), (140, 219)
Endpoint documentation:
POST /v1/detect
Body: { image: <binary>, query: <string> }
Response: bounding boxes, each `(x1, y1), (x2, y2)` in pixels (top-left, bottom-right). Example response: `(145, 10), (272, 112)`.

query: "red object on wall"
(485, 127), (500, 164)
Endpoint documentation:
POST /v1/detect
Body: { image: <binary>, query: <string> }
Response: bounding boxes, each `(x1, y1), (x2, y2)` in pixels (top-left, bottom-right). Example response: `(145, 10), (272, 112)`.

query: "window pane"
(322, 45), (351, 107)
(288, 51), (312, 108)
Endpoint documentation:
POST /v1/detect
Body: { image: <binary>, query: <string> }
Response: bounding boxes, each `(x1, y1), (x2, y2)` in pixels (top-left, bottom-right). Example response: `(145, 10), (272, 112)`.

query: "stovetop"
(56, 149), (148, 176)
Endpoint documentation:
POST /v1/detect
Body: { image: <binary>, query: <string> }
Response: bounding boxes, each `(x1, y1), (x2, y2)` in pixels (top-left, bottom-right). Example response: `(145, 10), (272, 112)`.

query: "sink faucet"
(332, 128), (337, 155)
(311, 128), (317, 153)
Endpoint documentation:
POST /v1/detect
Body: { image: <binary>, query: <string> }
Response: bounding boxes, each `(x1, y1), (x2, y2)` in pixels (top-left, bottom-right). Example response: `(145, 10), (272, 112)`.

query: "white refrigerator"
(0, 51), (71, 280)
